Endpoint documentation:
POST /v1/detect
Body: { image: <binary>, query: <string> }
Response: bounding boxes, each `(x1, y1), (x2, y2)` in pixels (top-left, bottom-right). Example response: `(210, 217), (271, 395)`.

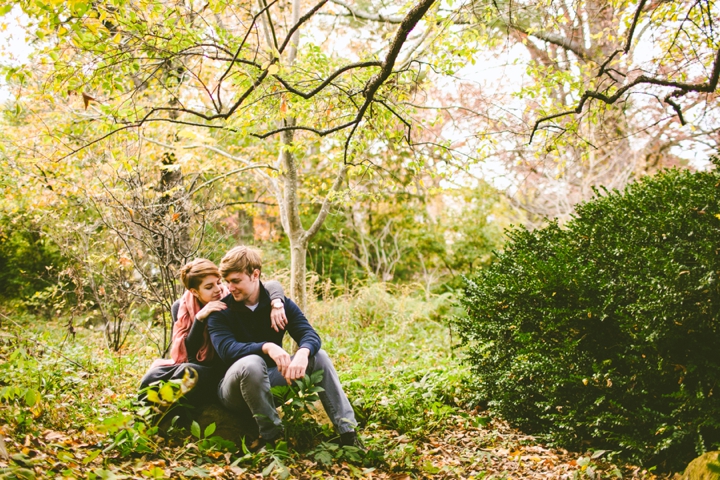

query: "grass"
(0, 283), (475, 478)
(0, 284), (672, 479)
(308, 283), (469, 435)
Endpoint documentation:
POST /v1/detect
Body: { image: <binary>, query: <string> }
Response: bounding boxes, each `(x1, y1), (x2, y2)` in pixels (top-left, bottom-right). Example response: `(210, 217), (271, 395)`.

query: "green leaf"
(9, 468), (35, 480)
(314, 450), (333, 466)
(145, 390), (160, 403)
(57, 450), (74, 462)
(423, 460), (440, 475)
(93, 468), (120, 480)
(203, 423), (216, 438)
(82, 449), (101, 465)
(24, 389), (38, 407)
(159, 382), (174, 402)
(191, 420), (201, 439)
(591, 449), (607, 459)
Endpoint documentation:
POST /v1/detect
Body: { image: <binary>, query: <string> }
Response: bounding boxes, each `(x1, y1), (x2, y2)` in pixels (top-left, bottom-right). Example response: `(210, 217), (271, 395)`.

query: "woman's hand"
(195, 300), (227, 322)
(270, 299), (287, 332)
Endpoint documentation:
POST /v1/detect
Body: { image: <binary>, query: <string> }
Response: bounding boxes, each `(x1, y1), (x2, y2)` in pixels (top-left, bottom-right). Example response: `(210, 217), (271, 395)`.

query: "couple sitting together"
(139, 245), (359, 449)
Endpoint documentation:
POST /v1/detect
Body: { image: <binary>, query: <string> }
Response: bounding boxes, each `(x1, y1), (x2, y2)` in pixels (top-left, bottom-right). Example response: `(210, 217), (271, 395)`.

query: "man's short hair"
(219, 246), (263, 278)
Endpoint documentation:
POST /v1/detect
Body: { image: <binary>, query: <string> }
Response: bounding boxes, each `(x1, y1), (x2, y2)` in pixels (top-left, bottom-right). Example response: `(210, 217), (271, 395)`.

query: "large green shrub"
(455, 166), (720, 469)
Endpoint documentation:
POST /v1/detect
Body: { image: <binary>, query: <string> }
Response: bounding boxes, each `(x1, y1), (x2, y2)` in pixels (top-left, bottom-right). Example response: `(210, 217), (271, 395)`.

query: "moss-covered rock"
(195, 403), (258, 443)
(681, 451), (720, 480)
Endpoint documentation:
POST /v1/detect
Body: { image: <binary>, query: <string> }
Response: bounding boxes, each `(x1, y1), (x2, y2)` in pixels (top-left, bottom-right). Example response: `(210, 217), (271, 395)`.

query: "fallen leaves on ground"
(0, 413), (678, 480)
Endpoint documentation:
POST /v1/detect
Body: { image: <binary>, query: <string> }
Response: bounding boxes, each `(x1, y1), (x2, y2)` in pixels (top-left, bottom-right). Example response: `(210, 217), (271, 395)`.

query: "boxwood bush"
(455, 165), (720, 470)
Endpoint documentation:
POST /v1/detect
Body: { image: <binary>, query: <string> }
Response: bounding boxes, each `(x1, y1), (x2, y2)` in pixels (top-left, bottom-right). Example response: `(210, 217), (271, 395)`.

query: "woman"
(140, 258), (287, 406)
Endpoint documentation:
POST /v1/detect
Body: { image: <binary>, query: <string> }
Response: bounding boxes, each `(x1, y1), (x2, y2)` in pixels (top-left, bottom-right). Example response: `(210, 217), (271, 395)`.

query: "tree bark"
(278, 124), (309, 309)
(289, 237), (309, 310)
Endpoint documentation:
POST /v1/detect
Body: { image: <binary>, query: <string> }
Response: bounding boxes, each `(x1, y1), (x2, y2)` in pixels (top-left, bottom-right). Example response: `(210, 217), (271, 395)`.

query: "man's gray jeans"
(217, 349), (357, 440)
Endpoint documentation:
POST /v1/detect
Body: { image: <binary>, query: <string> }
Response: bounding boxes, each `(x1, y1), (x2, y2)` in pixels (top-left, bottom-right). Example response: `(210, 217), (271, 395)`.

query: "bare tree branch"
(328, 0), (404, 23)
(273, 60), (382, 99)
(597, 0), (648, 78)
(278, 0), (331, 55)
(251, 119), (358, 138)
(216, 0), (279, 110)
(530, 47), (720, 143)
(343, 0), (438, 161)
(490, 0), (589, 60)
(304, 164), (348, 241)
(140, 135), (277, 183)
(624, 0), (648, 53)
(513, 25), (589, 60)
(189, 165), (275, 195)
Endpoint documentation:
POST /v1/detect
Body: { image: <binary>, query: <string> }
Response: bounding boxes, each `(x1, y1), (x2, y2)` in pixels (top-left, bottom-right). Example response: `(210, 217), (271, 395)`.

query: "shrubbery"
(455, 165), (720, 469)
(0, 214), (66, 304)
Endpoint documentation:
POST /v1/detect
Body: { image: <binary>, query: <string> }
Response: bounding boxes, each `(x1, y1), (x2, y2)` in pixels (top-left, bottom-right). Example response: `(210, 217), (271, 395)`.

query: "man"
(206, 245), (360, 449)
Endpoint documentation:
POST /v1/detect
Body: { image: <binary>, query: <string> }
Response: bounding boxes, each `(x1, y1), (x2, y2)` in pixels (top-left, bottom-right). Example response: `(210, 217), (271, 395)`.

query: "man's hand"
(263, 343), (291, 376)
(270, 299), (287, 332)
(283, 348), (310, 385)
(195, 301), (227, 322)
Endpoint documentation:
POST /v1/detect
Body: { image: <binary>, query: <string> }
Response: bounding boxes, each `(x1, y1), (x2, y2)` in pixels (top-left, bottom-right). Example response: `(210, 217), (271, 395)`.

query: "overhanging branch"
(529, 47), (720, 143)
(274, 60), (382, 99)
(253, 0), (437, 147)
(343, 0), (437, 161)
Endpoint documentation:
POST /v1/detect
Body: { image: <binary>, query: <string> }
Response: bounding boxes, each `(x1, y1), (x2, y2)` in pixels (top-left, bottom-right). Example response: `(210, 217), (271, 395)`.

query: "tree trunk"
(267, 0), (347, 310)
(289, 237), (308, 310)
(278, 126), (309, 309)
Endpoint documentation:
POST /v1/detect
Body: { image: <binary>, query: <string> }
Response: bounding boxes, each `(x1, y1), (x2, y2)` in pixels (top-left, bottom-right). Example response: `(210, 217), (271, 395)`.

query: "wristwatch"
(271, 299), (284, 309)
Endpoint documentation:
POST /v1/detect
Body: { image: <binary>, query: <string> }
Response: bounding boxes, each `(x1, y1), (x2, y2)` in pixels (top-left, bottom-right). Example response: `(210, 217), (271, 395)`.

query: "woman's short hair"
(179, 259), (220, 290)
(219, 246), (262, 278)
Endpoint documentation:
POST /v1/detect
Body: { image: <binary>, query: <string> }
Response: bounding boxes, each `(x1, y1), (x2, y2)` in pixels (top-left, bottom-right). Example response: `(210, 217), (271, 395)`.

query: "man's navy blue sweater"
(206, 282), (321, 369)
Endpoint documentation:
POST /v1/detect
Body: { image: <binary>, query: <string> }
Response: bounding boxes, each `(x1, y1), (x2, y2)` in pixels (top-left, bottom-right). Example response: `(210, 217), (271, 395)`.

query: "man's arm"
(279, 299), (321, 384)
(207, 312), (266, 365)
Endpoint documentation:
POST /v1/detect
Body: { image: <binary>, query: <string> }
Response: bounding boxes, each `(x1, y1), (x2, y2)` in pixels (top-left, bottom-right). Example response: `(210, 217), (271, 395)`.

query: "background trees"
(0, 0), (717, 334)
(1, 0), (448, 308)
(416, 0), (720, 221)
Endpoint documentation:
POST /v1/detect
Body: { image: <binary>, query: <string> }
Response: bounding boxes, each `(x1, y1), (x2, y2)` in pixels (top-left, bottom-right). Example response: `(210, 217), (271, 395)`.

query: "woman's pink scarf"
(149, 286), (229, 369)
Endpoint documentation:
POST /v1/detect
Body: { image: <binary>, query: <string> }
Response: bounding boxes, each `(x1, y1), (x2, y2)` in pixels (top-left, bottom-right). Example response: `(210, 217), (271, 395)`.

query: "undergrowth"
(0, 283), (475, 478)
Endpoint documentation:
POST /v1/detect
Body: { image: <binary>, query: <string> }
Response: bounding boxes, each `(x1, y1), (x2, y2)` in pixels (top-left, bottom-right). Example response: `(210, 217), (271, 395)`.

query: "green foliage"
(98, 413), (158, 457)
(0, 347), (43, 431)
(270, 369), (326, 448)
(0, 214), (66, 305)
(455, 166), (720, 469)
(190, 421), (236, 453)
(0, 284), (484, 477)
(304, 184), (506, 290)
(308, 441), (368, 467)
(311, 283), (471, 435)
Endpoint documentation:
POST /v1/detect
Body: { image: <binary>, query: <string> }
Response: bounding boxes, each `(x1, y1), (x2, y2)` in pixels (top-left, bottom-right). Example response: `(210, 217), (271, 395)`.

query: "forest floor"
(0, 286), (675, 479)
